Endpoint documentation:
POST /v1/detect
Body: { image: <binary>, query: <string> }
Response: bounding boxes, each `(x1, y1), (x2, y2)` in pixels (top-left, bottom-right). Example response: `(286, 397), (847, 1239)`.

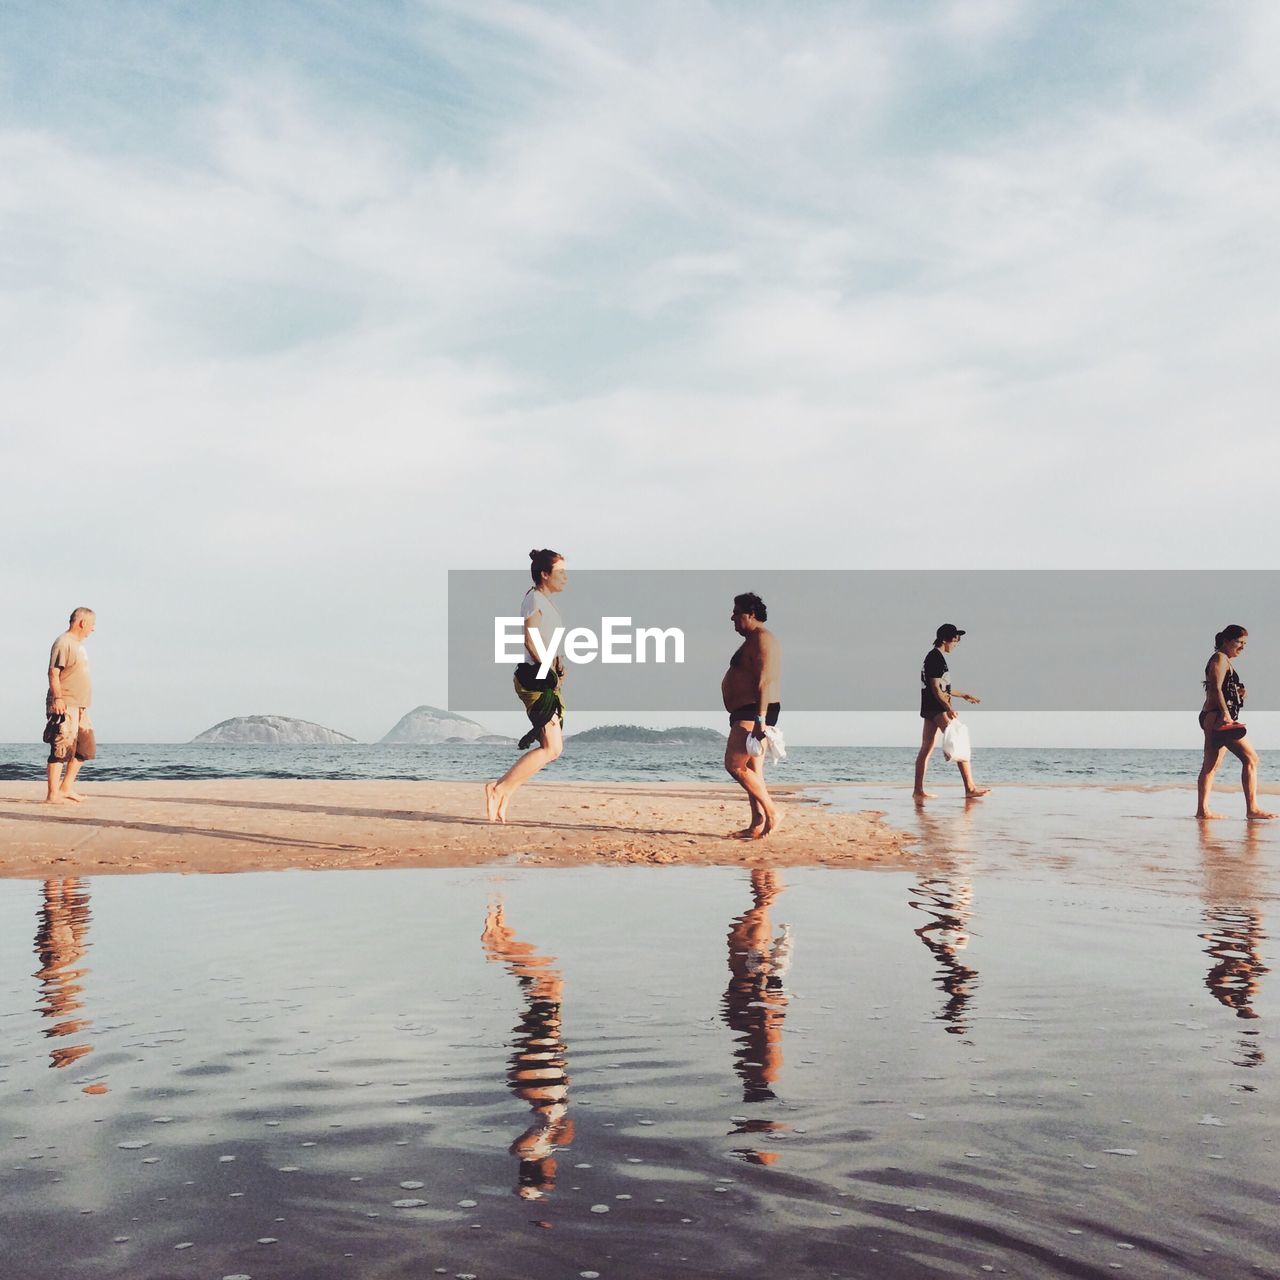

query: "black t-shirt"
(922, 647), (950, 695)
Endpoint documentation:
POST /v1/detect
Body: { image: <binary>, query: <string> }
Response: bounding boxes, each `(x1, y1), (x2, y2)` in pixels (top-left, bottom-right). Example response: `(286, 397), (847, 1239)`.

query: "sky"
(2, 0), (1279, 746)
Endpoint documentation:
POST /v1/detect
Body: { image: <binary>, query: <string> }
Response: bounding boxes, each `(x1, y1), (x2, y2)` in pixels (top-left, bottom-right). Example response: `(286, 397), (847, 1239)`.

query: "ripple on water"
(2, 853), (1278, 1278)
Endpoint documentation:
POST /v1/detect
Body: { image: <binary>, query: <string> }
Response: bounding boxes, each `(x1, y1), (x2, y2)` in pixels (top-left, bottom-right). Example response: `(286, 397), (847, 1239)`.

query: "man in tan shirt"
(45, 608), (96, 804)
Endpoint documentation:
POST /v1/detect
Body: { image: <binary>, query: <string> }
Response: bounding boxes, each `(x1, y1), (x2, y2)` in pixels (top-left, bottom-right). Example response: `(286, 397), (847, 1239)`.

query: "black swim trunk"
(730, 702), (780, 726)
(921, 692), (950, 720)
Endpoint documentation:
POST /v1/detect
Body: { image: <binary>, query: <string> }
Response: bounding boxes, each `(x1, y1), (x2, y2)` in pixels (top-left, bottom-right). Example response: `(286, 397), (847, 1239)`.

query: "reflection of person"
(34, 879), (100, 1079)
(913, 624), (989, 801)
(910, 870), (978, 1037)
(486, 550), (567, 823)
(481, 899), (573, 1198)
(1198, 824), (1268, 1069)
(723, 869), (792, 1116)
(1197, 625), (1276, 821)
(44, 608), (97, 805)
(907, 804), (980, 1037)
(721, 594), (782, 838)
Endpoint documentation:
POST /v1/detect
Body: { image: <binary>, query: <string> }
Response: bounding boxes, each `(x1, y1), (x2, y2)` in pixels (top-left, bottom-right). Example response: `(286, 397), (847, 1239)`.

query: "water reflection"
(1198, 824), (1268, 1072)
(723, 869), (792, 1165)
(481, 899), (574, 1199)
(908, 810), (979, 1037)
(32, 878), (104, 1090)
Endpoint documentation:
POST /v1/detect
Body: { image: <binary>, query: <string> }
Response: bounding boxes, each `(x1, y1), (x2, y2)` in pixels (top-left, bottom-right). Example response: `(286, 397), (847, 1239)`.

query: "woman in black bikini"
(1197, 625), (1276, 821)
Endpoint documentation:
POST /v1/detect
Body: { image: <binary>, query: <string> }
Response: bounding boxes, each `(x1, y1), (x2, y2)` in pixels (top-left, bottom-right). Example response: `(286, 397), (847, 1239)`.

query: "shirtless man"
(721, 592), (782, 838)
(45, 608), (97, 805)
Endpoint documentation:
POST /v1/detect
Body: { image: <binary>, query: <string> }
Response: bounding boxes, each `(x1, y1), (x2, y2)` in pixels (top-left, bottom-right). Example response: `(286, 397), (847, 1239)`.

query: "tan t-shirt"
(49, 632), (92, 708)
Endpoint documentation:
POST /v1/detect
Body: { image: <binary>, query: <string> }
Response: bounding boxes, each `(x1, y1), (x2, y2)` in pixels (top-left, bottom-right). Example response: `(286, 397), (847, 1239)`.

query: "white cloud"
(2, 0), (1278, 739)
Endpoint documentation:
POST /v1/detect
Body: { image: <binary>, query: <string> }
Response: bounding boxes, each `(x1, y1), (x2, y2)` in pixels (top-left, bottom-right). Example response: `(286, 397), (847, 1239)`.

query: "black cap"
(935, 623), (966, 642)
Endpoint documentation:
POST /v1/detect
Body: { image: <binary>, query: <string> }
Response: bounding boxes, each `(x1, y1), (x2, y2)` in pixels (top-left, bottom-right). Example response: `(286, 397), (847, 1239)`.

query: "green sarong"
(514, 667), (565, 750)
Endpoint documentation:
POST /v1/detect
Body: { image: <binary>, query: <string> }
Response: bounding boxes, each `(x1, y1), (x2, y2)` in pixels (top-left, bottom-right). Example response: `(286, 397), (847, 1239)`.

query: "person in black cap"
(913, 624), (989, 800)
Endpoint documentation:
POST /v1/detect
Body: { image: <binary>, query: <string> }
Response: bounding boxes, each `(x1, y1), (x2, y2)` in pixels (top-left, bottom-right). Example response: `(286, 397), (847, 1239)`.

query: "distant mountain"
(192, 715), (357, 745)
(381, 706), (497, 744)
(568, 724), (725, 745)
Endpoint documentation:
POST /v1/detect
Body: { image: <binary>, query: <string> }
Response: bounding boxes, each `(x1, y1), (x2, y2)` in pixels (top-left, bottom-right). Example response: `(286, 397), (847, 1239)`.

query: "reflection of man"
(481, 900), (574, 1199)
(34, 879), (97, 1075)
(721, 593), (782, 839)
(44, 608), (97, 805)
(723, 869), (792, 1117)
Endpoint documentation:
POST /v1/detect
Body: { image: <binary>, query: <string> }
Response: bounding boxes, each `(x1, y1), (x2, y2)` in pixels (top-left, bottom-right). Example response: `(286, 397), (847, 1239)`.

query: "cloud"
(1, 0), (1278, 739)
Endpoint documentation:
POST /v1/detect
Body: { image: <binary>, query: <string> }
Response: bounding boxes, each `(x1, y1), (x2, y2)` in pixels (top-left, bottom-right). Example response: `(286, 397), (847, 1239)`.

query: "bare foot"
(1196, 810), (1227, 820)
(965, 788), (991, 799)
(496, 792), (510, 823)
(756, 808), (782, 839)
(60, 791), (84, 803)
(43, 795), (67, 806)
(912, 791), (935, 800)
(1247, 809), (1277, 821)
(484, 782), (501, 823)
(729, 825), (765, 840)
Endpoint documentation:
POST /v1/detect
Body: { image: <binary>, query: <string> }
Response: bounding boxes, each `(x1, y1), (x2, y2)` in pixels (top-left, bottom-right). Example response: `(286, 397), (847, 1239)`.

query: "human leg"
(486, 718), (564, 822)
(1197, 722), (1227, 818)
(45, 761), (66, 804)
(956, 758), (990, 799)
(725, 722), (777, 837)
(730, 753), (767, 837)
(59, 756), (85, 801)
(1226, 737), (1276, 820)
(913, 717), (942, 798)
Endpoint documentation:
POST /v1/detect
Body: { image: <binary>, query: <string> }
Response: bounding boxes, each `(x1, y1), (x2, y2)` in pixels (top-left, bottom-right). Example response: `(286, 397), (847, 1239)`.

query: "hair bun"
(529, 549), (539, 559)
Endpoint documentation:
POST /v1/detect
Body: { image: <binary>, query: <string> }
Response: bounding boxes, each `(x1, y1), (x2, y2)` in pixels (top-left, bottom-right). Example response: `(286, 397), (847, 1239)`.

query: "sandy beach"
(0, 779), (908, 877)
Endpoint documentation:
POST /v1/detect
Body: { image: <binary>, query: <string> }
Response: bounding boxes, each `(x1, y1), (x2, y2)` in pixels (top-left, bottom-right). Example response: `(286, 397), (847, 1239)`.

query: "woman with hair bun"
(1197, 625), (1275, 820)
(485, 549), (567, 823)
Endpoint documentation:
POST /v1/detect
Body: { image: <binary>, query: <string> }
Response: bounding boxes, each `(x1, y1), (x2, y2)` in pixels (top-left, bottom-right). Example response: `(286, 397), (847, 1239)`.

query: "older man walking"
(45, 608), (97, 805)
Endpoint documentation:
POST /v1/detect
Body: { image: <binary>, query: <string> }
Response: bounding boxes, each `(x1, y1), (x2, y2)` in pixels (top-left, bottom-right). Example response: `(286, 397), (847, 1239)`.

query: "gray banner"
(448, 570), (1280, 712)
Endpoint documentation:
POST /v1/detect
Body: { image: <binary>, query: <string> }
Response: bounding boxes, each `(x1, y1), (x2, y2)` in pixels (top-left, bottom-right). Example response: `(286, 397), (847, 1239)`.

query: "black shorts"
(921, 693), (949, 720)
(730, 702), (780, 726)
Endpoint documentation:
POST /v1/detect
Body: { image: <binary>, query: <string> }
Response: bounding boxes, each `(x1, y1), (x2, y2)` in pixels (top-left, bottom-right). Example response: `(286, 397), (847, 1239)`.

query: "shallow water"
(1, 788), (1277, 1278)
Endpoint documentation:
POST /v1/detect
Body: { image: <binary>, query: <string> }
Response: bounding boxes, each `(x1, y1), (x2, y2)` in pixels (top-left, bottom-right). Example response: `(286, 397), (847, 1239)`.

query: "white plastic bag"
(941, 719), (971, 763)
(745, 726), (787, 762)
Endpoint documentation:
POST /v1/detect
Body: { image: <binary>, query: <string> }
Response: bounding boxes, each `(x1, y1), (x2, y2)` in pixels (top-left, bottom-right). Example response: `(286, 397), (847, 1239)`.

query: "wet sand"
(0, 780), (908, 877)
(2, 786), (1278, 1277)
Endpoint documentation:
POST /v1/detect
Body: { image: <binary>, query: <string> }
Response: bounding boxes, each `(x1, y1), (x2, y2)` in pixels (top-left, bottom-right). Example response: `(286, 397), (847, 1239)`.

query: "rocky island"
(192, 715), (357, 745)
(381, 706), (508, 744)
(568, 724), (725, 745)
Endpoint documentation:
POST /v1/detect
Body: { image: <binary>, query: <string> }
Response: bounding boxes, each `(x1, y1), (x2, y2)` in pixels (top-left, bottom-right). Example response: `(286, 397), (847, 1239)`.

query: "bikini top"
(1206, 655), (1244, 720)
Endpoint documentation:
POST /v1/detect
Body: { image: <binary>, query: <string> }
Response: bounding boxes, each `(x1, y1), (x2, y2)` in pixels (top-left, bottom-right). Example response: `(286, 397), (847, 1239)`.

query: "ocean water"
(1, 786), (1276, 1279)
(1, 741), (1273, 786)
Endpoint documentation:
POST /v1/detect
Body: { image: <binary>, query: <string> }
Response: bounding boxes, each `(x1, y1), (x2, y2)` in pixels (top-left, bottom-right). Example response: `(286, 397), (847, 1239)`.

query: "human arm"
(48, 646), (66, 715)
(751, 633), (780, 738)
(48, 669), (66, 715)
(953, 689), (981, 704)
(522, 610), (543, 666)
(928, 676), (958, 721)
